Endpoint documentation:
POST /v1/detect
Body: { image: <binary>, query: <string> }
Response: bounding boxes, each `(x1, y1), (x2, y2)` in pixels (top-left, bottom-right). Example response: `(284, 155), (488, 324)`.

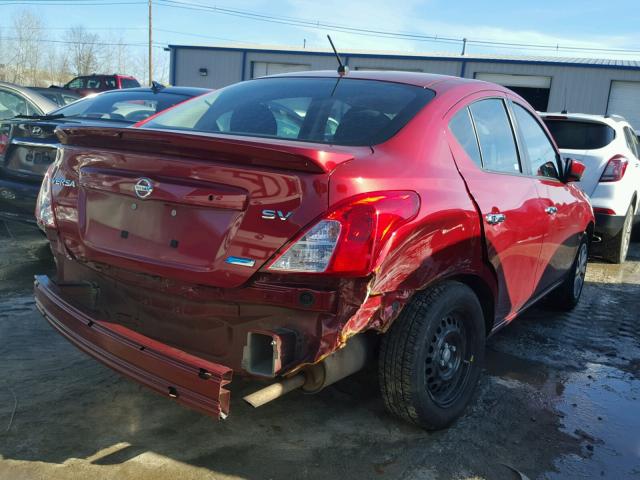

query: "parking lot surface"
(0, 222), (638, 480)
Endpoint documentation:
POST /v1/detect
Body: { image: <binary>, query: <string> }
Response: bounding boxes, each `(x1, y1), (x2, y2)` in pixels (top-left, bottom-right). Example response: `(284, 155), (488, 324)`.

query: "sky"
(2, 0), (640, 69)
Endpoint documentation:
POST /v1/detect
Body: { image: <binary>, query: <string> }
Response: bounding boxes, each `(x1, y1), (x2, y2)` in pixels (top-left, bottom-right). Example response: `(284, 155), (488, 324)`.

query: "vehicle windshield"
(142, 77), (435, 146)
(54, 90), (192, 123)
(543, 119), (616, 150)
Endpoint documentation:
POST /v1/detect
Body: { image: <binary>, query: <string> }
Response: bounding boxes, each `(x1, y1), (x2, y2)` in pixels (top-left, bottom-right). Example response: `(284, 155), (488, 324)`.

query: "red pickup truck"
(34, 71), (593, 429)
(58, 74), (141, 97)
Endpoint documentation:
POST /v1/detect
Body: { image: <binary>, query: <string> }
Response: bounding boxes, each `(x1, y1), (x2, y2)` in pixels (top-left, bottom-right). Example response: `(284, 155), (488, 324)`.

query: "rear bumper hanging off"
(34, 275), (233, 419)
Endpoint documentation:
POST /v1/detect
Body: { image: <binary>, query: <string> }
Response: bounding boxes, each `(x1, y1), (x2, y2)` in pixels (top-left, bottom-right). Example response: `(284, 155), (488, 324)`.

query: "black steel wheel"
(379, 281), (485, 430)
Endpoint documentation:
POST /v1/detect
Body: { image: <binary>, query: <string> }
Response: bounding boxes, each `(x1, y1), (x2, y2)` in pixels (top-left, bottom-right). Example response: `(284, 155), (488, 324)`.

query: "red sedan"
(34, 71), (593, 429)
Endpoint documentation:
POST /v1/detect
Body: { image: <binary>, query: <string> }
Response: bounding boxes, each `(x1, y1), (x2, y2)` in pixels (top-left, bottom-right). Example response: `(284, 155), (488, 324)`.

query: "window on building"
(354, 67), (423, 72)
(251, 62), (311, 78)
(475, 73), (552, 112)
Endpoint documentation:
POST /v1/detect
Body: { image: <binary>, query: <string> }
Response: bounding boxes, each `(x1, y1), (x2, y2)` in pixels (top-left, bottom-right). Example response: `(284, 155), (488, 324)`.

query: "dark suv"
(58, 74), (141, 97)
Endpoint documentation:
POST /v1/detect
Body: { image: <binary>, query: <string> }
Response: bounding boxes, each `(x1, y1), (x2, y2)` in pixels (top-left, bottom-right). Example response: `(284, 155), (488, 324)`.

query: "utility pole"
(148, 0), (153, 85)
(461, 38), (467, 56)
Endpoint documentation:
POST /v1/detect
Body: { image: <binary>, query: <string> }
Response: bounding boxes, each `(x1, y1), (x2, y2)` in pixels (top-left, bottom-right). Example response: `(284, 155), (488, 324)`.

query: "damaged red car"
(34, 71), (594, 429)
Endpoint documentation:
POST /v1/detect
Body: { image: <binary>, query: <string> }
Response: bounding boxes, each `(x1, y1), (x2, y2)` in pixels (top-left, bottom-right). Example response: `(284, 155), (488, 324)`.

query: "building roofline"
(166, 44), (640, 72)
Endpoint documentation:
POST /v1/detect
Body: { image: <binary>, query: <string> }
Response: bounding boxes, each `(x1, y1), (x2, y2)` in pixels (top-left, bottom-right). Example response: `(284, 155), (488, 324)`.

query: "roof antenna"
(327, 35), (349, 75)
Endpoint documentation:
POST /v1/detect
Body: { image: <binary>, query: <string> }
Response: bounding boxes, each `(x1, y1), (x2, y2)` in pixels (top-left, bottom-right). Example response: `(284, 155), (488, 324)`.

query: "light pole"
(148, 0), (153, 85)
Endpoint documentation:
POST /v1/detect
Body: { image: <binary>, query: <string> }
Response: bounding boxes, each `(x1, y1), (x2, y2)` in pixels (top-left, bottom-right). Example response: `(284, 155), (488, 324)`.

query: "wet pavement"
(0, 221), (638, 479)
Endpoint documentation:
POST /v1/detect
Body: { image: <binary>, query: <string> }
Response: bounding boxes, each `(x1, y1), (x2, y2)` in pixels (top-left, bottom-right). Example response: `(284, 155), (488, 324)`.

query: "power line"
(0, 35), (165, 48)
(2, 0), (639, 57)
(154, 0), (640, 56)
(0, 1), (144, 5)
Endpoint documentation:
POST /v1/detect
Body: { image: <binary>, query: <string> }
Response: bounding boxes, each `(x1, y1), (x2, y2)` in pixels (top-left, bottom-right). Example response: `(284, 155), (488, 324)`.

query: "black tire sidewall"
(410, 283), (485, 428)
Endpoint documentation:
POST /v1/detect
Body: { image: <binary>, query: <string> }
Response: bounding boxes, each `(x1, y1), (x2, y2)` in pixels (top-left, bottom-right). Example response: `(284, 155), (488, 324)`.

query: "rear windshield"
(543, 119), (616, 150)
(55, 91), (192, 123)
(142, 77), (435, 146)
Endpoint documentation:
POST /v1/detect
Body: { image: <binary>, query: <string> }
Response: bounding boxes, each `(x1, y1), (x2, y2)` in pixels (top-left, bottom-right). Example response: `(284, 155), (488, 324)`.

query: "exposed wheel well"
(447, 274), (495, 337)
(586, 221), (595, 244)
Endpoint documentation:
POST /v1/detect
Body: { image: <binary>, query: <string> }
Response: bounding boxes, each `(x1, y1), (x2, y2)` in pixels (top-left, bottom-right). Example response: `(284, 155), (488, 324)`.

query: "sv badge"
(262, 209), (294, 221)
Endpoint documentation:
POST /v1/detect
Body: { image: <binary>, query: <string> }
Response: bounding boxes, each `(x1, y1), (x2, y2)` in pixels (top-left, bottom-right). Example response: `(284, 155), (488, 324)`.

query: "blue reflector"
(225, 256), (256, 267)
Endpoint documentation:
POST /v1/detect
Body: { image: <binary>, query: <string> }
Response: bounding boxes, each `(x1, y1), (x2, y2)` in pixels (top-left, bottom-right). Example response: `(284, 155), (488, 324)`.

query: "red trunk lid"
(52, 127), (364, 288)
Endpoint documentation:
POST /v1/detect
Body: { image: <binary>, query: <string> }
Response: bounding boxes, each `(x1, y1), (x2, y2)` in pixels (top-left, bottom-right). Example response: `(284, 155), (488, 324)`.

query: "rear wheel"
(548, 235), (588, 311)
(604, 205), (633, 264)
(379, 281), (485, 430)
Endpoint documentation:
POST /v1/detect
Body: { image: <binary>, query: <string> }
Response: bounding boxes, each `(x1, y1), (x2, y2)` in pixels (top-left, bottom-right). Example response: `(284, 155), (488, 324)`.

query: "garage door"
(607, 81), (640, 131)
(475, 73), (552, 112)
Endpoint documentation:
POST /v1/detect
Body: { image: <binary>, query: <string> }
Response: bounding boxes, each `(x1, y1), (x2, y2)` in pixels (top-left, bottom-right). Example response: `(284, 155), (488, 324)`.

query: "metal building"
(167, 44), (640, 129)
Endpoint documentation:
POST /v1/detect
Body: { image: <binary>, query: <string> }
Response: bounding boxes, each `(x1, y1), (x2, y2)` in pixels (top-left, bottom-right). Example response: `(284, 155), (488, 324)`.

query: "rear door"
(510, 102), (584, 293)
(447, 96), (548, 321)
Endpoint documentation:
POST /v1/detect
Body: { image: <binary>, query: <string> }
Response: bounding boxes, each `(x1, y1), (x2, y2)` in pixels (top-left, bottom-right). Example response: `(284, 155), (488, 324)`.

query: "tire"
(547, 235), (589, 311)
(604, 205), (633, 264)
(379, 281), (485, 430)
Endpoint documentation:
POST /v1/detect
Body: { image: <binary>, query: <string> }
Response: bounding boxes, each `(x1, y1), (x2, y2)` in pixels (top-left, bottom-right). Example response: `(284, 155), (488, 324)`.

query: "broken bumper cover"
(34, 275), (233, 419)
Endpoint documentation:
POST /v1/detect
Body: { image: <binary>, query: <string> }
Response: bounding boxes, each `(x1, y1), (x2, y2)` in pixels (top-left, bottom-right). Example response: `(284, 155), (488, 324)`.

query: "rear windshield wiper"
(14, 113), (65, 120)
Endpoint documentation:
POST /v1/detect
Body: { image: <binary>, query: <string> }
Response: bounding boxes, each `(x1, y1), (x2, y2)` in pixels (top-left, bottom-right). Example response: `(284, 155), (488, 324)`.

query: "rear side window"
(120, 78), (141, 88)
(512, 104), (560, 179)
(66, 77), (85, 89)
(623, 127), (639, 158)
(449, 107), (482, 167)
(143, 77), (435, 146)
(543, 120), (615, 150)
(469, 99), (521, 173)
(0, 89), (35, 119)
(56, 91), (191, 123)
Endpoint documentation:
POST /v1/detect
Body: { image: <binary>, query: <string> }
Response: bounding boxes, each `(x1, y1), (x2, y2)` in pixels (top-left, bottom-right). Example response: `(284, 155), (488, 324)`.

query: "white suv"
(541, 113), (640, 263)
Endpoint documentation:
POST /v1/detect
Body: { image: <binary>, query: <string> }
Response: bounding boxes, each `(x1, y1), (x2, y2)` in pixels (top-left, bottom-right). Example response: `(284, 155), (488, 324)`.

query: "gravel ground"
(0, 221), (638, 480)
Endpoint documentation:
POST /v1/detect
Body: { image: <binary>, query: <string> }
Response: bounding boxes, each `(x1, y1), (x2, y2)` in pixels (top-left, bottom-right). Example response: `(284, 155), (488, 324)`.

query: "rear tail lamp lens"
(35, 163), (56, 231)
(0, 124), (9, 156)
(268, 191), (420, 276)
(600, 155), (628, 182)
(593, 207), (616, 215)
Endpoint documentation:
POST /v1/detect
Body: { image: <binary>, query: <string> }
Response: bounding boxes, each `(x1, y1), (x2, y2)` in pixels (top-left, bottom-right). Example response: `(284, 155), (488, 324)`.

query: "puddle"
(487, 348), (640, 479)
(548, 364), (640, 479)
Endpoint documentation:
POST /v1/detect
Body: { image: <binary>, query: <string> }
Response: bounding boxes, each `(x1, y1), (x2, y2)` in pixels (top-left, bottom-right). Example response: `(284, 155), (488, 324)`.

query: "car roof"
(260, 70), (504, 92)
(540, 112), (630, 129)
(28, 86), (80, 96)
(0, 81), (60, 112)
(98, 86), (211, 96)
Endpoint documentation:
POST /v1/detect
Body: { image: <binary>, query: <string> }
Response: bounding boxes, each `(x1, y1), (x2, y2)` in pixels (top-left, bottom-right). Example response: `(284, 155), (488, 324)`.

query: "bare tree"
(66, 26), (101, 76)
(8, 10), (45, 85)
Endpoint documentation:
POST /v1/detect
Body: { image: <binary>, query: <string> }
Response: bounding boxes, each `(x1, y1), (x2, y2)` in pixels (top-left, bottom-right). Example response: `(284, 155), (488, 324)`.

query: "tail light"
(0, 123), (9, 156)
(268, 191), (420, 276)
(593, 207), (616, 215)
(35, 163), (56, 231)
(600, 155), (628, 182)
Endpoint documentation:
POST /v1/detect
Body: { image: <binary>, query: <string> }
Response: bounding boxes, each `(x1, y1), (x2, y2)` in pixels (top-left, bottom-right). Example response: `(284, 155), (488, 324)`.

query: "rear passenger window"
(512, 104), (560, 179)
(623, 127), (639, 158)
(449, 107), (482, 167)
(469, 99), (521, 173)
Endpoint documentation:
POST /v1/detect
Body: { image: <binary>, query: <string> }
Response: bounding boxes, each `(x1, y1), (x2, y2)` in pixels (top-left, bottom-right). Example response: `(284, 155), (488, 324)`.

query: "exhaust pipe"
(243, 335), (372, 408)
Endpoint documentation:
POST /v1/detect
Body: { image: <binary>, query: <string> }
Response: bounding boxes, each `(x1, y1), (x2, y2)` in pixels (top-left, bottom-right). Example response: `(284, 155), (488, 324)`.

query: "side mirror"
(564, 158), (586, 183)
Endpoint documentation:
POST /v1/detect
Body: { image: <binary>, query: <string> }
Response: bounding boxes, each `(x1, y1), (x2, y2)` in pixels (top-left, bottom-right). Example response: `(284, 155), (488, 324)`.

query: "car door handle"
(485, 213), (506, 225)
(545, 206), (558, 215)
